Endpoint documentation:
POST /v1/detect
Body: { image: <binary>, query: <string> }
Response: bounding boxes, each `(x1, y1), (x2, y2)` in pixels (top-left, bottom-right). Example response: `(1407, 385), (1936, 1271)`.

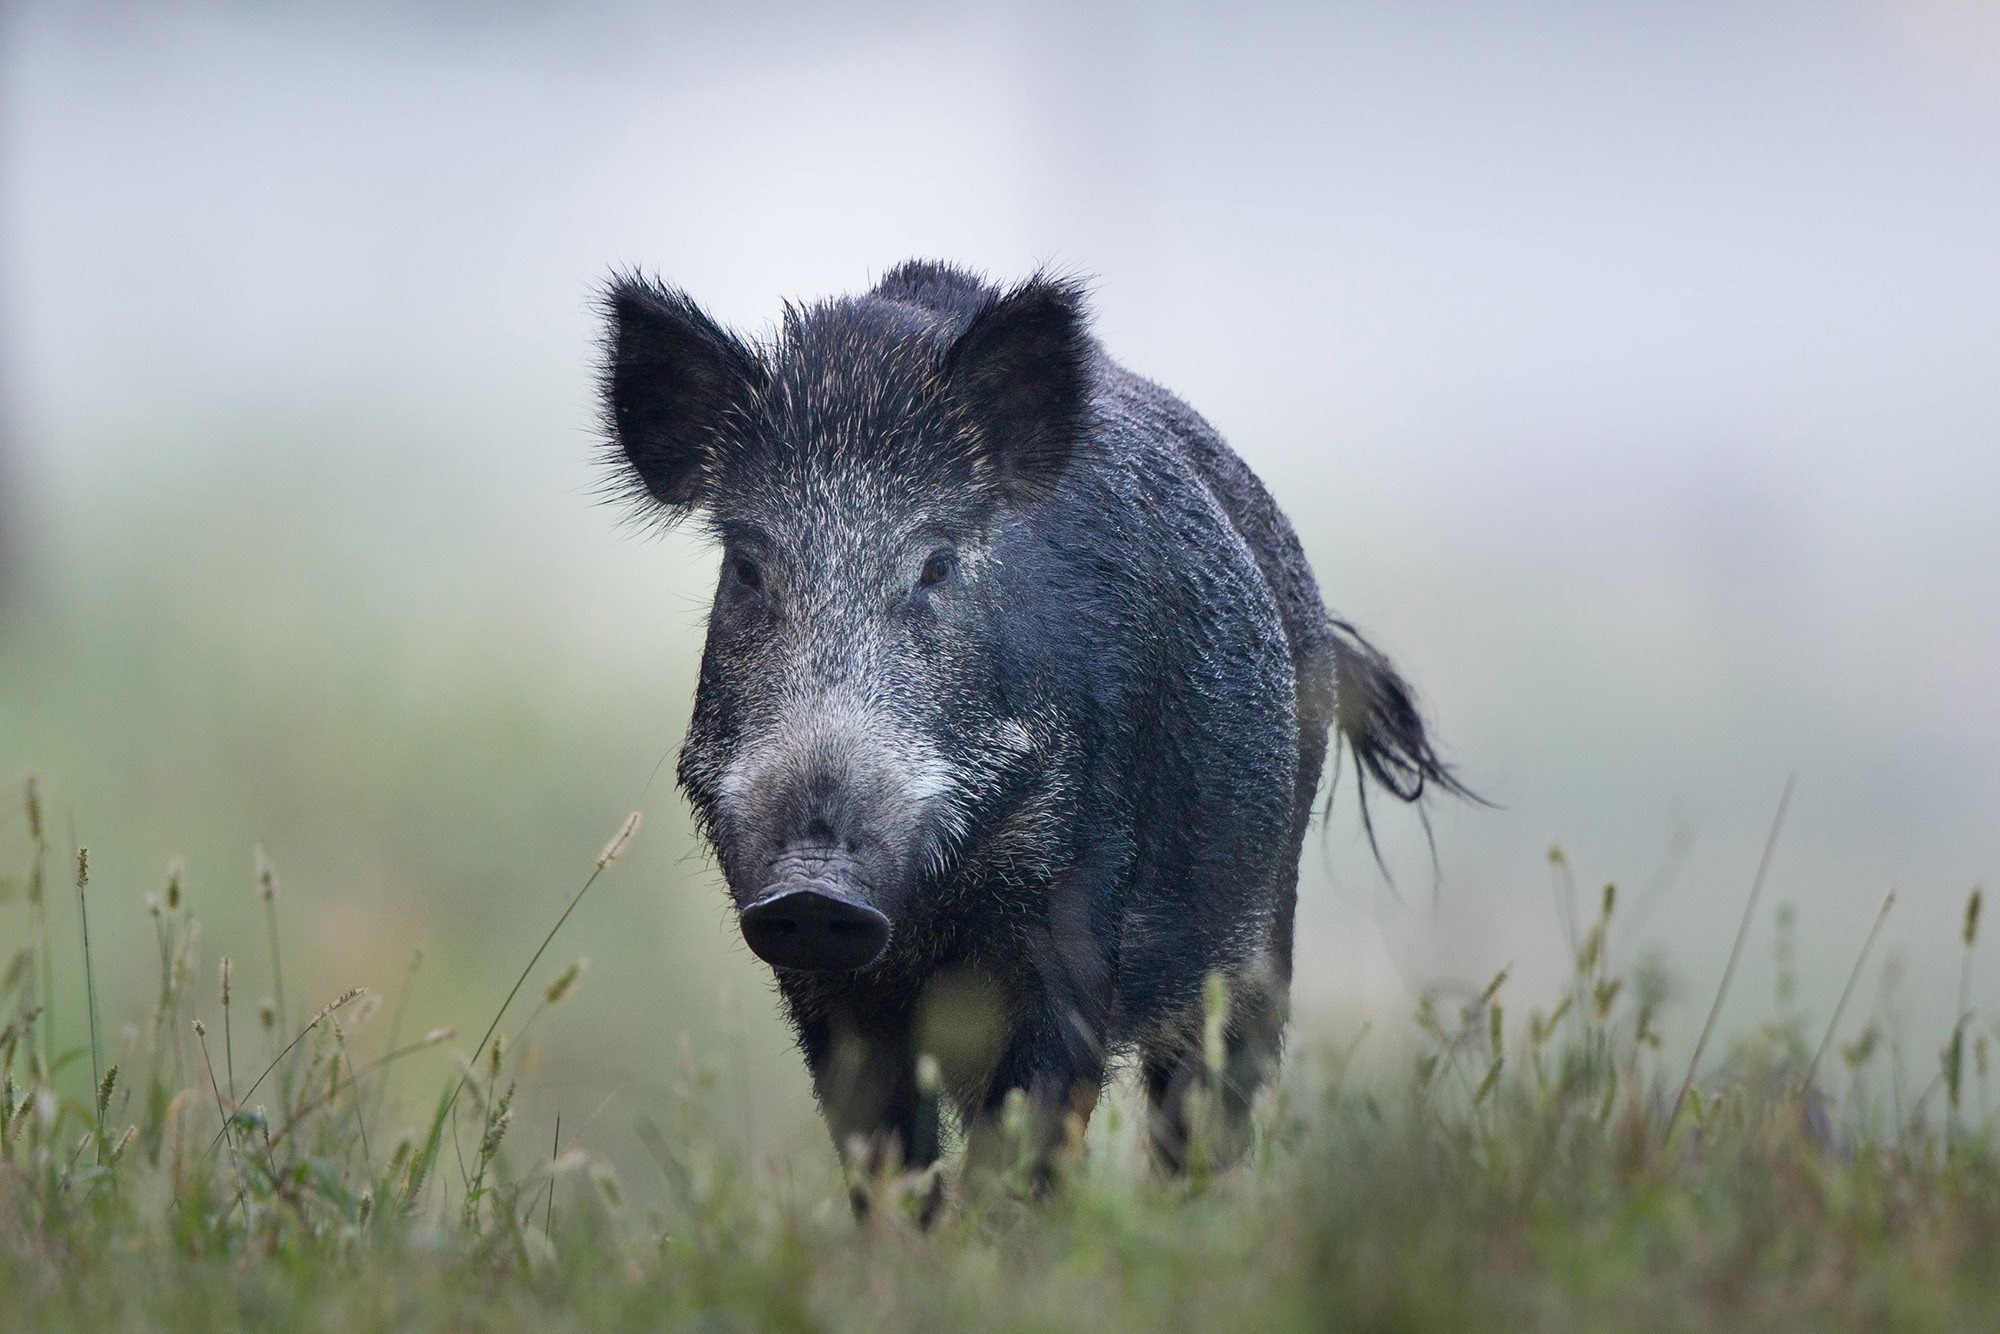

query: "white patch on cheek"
(713, 758), (757, 807)
(900, 751), (956, 805)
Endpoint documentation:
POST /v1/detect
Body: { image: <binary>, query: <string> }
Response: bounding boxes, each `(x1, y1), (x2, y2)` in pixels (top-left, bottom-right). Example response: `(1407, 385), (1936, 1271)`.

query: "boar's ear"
(940, 275), (1093, 505)
(599, 275), (766, 518)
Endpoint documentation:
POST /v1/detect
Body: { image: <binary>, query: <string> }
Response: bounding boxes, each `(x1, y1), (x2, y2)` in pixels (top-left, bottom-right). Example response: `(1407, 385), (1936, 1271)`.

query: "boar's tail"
(1322, 616), (1484, 875)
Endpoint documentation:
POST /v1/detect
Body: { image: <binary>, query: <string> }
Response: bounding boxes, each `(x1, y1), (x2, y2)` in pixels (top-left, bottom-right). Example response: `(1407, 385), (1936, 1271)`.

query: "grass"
(4, 772), (2000, 1331)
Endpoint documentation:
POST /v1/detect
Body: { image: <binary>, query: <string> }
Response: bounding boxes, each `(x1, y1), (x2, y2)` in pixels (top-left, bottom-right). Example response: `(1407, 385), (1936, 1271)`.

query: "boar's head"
(599, 269), (1091, 973)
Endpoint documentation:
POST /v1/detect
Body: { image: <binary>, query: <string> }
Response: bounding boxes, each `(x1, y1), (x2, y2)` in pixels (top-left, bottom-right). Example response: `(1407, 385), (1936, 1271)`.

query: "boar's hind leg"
(1141, 964), (1288, 1174)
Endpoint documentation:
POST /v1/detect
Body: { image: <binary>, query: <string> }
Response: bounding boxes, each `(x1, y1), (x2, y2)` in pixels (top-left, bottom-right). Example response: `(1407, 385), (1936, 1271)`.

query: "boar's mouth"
(738, 854), (891, 972)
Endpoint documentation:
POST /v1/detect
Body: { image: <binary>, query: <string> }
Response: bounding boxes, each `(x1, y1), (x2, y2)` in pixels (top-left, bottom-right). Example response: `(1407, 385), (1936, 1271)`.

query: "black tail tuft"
(1324, 617), (1485, 875)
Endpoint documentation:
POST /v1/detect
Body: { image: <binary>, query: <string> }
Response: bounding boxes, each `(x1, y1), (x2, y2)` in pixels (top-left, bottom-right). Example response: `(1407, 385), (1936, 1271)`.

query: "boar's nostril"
(739, 884), (890, 973)
(803, 817), (835, 844)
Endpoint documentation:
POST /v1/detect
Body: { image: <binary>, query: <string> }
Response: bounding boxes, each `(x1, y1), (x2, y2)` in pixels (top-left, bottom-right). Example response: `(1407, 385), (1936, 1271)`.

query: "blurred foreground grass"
(5, 771), (2000, 1331)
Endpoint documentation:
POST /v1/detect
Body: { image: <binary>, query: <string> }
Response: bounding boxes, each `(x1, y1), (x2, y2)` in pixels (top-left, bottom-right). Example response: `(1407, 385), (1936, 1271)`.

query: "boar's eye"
(729, 554), (764, 593)
(918, 548), (957, 588)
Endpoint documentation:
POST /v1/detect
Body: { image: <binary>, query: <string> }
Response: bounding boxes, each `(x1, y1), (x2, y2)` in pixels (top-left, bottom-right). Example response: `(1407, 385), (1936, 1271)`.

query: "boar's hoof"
(739, 884), (891, 972)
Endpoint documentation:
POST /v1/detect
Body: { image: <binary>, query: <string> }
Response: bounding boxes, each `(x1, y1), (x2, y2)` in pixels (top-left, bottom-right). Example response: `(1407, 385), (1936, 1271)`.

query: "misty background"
(3, 1), (1996, 1157)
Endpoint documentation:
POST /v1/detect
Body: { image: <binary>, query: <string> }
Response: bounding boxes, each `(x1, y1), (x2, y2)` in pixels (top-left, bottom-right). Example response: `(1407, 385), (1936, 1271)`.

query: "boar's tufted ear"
(599, 275), (766, 517)
(940, 275), (1094, 505)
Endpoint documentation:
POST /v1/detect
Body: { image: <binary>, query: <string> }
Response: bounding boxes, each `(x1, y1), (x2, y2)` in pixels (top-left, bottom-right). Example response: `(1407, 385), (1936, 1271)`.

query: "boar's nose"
(739, 882), (891, 972)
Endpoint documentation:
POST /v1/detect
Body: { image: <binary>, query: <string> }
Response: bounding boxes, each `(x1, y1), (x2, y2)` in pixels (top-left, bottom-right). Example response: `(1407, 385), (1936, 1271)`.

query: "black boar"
(597, 260), (1468, 1183)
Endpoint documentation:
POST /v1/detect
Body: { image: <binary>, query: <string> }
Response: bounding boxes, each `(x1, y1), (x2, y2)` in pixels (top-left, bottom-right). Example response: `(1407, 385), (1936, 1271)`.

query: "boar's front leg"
(794, 995), (941, 1201)
(963, 1013), (1108, 1194)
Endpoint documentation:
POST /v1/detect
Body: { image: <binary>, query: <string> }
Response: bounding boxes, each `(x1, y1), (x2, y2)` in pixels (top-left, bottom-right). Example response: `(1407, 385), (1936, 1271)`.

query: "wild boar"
(597, 260), (1468, 1184)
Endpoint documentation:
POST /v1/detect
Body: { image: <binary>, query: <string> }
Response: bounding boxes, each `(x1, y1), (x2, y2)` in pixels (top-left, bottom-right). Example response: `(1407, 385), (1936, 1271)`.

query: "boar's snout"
(738, 851), (891, 972)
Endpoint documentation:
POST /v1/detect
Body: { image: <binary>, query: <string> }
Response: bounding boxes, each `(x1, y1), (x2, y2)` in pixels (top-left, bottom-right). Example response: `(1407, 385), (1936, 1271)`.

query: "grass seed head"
(165, 858), (183, 910)
(479, 1087), (516, 1165)
(1203, 971), (1230, 1078)
(591, 1162), (624, 1210)
(171, 921), (199, 993)
(1965, 888), (1984, 949)
(24, 774), (42, 844)
(307, 988), (366, 1032)
(74, 847), (89, 895)
(259, 999), (277, 1031)
(596, 810), (643, 871)
(423, 1026), (456, 1046)
(255, 845), (277, 902)
(542, 959), (586, 1007)
(220, 957), (233, 1007)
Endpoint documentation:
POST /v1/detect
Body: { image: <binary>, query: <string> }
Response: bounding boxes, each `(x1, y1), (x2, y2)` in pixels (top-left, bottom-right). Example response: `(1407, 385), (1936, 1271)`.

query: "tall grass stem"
(1669, 775), (1794, 1135)
(76, 847), (105, 1161)
(1804, 888), (1896, 1091)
